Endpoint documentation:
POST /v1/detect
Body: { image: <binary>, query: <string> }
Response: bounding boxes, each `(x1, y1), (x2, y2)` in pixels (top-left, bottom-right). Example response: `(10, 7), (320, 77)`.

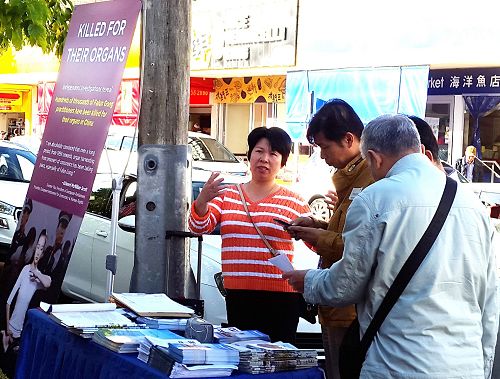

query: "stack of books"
(148, 345), (237, 378)
(221, 342), (269, 374)
(92, 328), (185, 353)
(213, 326), (270, 344)
(235, 340), (318, 372)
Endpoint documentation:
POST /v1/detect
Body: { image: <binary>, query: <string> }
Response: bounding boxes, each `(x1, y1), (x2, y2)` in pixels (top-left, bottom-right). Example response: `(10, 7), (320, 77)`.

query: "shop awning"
(285, 65), (429, 140)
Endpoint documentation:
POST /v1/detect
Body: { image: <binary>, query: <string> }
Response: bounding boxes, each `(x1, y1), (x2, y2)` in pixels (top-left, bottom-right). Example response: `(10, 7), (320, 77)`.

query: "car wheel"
(309, 196), (332, 222)
(0, 165), (6, 175)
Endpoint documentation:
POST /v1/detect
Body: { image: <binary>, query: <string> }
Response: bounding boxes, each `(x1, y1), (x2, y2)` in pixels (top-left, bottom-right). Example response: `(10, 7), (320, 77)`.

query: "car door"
(89, 177), (135, 301)
(62, 180), (113, 301)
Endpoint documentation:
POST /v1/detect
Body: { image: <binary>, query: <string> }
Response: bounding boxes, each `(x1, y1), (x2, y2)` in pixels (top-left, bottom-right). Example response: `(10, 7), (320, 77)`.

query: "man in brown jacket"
(289, 99), (374, 379)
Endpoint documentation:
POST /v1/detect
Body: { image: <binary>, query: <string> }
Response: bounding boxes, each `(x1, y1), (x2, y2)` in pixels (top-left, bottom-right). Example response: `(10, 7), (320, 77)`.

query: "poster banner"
(0, 0), (141, 355)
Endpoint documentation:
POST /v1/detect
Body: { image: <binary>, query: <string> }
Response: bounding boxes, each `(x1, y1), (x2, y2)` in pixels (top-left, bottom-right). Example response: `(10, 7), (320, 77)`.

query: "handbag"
(339, 177), (457, 379)
(236, 184), (318, 323)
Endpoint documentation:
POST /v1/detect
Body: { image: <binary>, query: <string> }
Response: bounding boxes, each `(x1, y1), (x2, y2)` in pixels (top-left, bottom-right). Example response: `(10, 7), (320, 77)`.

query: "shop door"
(425, 96), (455, 164)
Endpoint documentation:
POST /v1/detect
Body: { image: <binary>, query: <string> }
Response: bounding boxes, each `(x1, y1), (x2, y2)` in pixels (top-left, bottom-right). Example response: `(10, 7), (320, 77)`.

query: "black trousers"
(225, 289), (301, 343)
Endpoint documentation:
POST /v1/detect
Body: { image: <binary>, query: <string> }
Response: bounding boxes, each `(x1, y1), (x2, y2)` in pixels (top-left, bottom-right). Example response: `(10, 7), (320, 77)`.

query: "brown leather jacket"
(315, 155), (374, 327)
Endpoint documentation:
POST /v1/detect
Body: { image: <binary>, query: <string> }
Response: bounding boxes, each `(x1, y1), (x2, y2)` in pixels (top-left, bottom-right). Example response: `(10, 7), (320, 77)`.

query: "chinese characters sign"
(214, 76), (285, 104)
(428, 68), (500, 95)
(192, 0), (297, 70)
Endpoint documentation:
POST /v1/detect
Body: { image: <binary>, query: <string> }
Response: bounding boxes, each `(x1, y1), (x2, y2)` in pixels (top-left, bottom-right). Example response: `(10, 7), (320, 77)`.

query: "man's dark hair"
(247, 127), (292, 167)
(306, 99), (364, 144)
(408, 115), (439, 163)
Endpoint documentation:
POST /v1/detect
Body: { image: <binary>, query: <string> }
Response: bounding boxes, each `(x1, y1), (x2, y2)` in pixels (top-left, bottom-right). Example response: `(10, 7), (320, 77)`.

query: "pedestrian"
(284, 114), (497, 378)
(287, 99), (374, 379)
(455, 145), (483, 182)
(188, 127), (312, 343)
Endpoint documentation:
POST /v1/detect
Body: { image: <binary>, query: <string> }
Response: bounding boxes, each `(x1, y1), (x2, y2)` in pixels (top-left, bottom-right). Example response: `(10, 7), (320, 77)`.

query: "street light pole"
(130, 0), (193, 300)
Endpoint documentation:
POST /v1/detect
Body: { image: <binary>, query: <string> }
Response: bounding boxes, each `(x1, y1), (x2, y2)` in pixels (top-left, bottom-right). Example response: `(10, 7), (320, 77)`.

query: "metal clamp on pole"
(165, 230), (203, 300)
(106, 254), (117, 275)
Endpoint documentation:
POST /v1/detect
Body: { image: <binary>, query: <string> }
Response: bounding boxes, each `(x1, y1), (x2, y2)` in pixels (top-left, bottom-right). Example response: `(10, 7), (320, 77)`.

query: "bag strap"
(360, 176), (457, 357)
(236, 184), (278, 257)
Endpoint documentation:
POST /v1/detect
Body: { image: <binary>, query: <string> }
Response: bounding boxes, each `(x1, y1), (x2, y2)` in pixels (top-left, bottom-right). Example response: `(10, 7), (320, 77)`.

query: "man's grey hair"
(360, 114), (421, 158)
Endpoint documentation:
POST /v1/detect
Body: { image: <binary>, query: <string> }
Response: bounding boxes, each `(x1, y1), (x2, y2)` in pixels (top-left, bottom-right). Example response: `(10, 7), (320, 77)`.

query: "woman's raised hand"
(194, 172), (228, 216)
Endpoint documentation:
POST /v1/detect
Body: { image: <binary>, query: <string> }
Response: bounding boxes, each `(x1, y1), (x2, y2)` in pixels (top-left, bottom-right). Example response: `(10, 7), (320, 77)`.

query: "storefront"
(426, 68), (500, 175)
(37, 77), (215, 136)
(212, 75), (287, 156)
(0, 84), (36, 138)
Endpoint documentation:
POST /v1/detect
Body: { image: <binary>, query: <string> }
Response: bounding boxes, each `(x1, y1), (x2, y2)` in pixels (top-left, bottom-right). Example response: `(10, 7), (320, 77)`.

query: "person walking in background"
(287, 99), (374, 379)
(5, 230), (51, 350)
(284, 114), (497, 378)
(188, 127), (311, 343)
(455, 145), (483, 182)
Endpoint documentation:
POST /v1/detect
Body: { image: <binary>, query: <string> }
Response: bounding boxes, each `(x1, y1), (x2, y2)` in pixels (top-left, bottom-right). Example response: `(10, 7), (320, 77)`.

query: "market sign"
(192, 0), (297, 70)
(428, 67), (500, 95)
(214, 76), (285, 104)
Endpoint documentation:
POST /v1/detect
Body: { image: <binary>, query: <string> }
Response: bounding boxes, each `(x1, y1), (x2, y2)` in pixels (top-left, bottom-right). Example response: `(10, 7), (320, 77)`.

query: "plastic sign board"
(0, 0), (141, 350)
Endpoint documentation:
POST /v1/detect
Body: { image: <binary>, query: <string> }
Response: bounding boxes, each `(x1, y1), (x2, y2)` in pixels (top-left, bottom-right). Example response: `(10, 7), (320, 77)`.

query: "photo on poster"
(0, 198), (82, 353)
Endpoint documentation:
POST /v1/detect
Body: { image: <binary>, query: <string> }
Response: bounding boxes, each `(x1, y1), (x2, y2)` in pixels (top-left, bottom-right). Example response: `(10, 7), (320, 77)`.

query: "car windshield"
(0, 146), (36, 182)
(104, 133), (239, 164)
(189, 137), (238, 163)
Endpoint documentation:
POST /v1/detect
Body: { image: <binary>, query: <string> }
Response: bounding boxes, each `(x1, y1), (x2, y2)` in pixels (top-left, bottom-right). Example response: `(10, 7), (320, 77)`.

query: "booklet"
(40, 302), (116, 313)
(112, 293), (194, 317)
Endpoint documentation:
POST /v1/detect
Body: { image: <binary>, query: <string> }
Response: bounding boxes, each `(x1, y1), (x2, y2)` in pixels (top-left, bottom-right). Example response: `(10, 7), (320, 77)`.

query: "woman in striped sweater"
(189, 127), (312, 343)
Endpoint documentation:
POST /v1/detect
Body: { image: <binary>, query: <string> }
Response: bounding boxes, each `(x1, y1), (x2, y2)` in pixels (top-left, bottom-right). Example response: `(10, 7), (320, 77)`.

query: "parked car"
(291, 148), (335, 222)
(0, 141), (36, 260)
(100, 128), (249, 179)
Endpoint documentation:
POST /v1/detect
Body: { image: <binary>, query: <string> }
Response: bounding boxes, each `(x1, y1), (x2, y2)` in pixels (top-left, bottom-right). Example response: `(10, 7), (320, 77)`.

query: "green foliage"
(0, 0), (73, 57)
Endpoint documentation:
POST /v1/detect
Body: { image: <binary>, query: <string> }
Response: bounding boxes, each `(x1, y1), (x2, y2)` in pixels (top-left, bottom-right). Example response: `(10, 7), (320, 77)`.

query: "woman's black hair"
(306, 99), (364, 144)
(247, 127), (292, 167)
(28, 229), (47, 264)
(21, 227), (37, 255)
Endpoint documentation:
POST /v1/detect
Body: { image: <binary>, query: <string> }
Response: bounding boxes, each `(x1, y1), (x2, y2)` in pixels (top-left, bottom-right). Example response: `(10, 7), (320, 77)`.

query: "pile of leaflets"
(167, 341), (240, 365)
(92, 328), (184, 353)
(135, 316), (188, 332)
(148, 345), (237, 378)
(213, 326), (270, 344)
(229, 340), (318, 373)
(138, 335), (198, 363)
(41, 302), (137, 338)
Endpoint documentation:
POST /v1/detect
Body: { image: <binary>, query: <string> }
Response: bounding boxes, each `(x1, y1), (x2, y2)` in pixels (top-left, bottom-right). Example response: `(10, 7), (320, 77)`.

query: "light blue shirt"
(304, 153), (498, 378)
(466, 161), (475, 182)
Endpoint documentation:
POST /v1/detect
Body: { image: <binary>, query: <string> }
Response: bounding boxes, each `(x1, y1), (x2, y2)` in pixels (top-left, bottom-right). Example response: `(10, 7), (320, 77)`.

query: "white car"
(291, 148), (335, 222)
(99, 128), (249, 180)
(0, 141), (36, 260)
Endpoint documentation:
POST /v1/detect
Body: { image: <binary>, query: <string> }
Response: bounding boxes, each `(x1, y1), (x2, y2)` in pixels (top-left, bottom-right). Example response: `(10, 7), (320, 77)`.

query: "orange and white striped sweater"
(189, 184), (311, 293)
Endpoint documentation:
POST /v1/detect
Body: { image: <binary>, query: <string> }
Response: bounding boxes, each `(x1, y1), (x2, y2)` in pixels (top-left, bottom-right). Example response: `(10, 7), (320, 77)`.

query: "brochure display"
(16, 310), (324, 379)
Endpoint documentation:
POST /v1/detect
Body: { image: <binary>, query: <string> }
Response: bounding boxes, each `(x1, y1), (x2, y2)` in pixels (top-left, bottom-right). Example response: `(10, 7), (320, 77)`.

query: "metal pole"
(130, 0), (193, 299)
(104, 176), (123, 301)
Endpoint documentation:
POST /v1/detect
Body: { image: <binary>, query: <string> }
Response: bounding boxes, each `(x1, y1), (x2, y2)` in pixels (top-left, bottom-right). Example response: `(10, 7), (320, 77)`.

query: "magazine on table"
(112, 293), (194, 317)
